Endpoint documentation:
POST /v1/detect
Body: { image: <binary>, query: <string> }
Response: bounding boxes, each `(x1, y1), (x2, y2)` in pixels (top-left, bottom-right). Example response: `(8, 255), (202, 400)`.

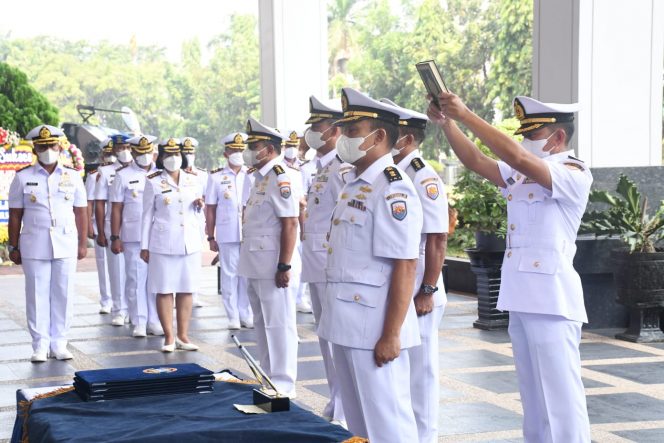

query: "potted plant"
(582, 174), (664, 342)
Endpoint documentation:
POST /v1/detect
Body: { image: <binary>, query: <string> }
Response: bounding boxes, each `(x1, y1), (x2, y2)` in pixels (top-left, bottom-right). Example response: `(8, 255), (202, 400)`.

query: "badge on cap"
(425, 183), (439, 200)
(391, 200), (407, 220)
(39, 126), (51, 139)
(234, 134), (243, 145)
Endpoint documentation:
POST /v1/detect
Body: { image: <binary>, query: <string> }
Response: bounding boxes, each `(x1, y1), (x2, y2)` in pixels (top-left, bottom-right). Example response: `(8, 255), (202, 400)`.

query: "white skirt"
(148, 252), (201, 294)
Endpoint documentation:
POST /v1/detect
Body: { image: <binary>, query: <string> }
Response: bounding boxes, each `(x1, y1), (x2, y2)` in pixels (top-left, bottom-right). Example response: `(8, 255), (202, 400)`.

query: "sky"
(1, 0), (258, 61)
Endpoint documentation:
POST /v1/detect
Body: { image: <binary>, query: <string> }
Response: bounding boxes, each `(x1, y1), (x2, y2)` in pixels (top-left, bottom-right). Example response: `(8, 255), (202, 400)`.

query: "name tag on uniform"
(221, 180), (231, 185)
(26, 182), (39, 186)
(162, 189), (172, 194)
(128, 180), (140, 190)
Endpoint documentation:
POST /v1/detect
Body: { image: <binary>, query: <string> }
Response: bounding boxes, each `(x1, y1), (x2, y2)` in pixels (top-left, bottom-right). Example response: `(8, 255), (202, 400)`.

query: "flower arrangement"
(0, 127), (20, 150)
(59, 137), (85, 174)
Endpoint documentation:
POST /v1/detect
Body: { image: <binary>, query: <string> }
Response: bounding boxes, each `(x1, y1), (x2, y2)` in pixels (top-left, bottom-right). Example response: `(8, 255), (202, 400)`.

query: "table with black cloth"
(14, 381), (360, 443)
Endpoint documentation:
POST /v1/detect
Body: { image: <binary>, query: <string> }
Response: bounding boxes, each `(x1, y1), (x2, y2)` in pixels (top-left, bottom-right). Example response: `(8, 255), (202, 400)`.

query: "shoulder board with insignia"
(272, 164), (286, 175)
(17, 164), (31, 173)
(116, 165), (128, 171)
(63, 164), (77, 170)
(147, 170), (162, 179)
(184, 168), (197, 175)
(100, 161), (113, 167)
(247, 167), (257, 173)
(568, 155), (584, 163)
(210, 167), (223, 174)
(383, 166), (402, 183)
(410, 157), (425, 172)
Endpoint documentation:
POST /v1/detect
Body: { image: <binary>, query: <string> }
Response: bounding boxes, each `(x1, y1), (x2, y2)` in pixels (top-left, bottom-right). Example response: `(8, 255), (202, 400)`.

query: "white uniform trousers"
(309, 282), (345, 422)
(246, 278), (298, 394)
(105, 223), (126, 317)
(332, 344), (418, 442)
(123, 242), (151, 326)
(509, 311), (591, 443)
(295, 242), (309, 305)
(409, 304), (445, 443)
(93, 242), (111, 309)
(23, 258), (76, 352)
(218, 242), (252, 323)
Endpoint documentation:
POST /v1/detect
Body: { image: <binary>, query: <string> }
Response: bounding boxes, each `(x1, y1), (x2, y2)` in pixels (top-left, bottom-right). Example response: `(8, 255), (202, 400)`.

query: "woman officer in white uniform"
(140, 138), (204, 352)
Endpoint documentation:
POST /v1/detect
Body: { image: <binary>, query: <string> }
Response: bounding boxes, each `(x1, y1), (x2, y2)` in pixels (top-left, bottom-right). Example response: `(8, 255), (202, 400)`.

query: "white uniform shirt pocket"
(517, 248), (560, 275)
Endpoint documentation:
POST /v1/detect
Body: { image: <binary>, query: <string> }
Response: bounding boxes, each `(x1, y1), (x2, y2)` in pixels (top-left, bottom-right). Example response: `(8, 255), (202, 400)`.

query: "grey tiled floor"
(1, 269), (664, 442)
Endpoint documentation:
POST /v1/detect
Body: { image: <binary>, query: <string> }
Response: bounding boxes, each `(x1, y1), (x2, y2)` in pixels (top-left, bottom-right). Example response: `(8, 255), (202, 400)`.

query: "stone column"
(533, 0), (664, 167)
(258, 0), (328, 131)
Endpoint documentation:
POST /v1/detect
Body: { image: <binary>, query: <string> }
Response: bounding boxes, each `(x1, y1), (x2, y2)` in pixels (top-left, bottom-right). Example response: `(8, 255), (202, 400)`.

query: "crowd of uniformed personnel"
(7, 86), (593, 442)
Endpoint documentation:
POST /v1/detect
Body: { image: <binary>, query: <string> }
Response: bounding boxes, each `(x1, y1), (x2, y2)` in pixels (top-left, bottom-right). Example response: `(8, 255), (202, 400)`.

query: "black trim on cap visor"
(399, 119), (428, 130)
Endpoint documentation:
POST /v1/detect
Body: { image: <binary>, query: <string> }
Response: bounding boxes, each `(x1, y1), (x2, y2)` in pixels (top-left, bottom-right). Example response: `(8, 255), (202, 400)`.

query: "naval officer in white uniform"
(429, 92), (592, 442)
(206, 132), (254, 330)
(85, 138), (113, 314)
(300, 95), (350, 424)
(238, 117), (302, 397)
(385, 99), (449, 443)
(95, 133), (132, 326)
(110, 135), (163, 338)
(8, 125), (88, 362)
(317, 88), (423, 441)
(141, 138), (204, 352)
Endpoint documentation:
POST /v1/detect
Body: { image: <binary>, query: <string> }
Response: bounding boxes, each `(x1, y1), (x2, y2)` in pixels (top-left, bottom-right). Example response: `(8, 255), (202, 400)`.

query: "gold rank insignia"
(355, 194), (367, 200)
(359, 185), (372, 193)
(340, 193), (348, 200)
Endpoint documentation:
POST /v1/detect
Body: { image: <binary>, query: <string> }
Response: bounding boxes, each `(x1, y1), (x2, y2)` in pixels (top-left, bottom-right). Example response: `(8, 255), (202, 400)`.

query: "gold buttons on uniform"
(333, 219), (340, 225)
(510, 224), (516, 231)
(528, 193), (534, 199)
(507, 194), (513, 201)
(328, 247), (333, 254)
(533, 261), (540, 268)
(516, 174), (522, 180)
(353, 294), (360, 302)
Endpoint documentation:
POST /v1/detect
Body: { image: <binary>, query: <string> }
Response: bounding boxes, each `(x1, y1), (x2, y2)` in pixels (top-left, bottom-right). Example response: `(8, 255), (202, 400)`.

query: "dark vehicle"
(61, 105), (141, 173)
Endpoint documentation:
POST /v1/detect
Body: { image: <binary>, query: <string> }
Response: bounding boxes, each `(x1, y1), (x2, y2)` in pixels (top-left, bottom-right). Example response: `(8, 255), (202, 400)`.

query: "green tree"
(0, 62), (59, 135)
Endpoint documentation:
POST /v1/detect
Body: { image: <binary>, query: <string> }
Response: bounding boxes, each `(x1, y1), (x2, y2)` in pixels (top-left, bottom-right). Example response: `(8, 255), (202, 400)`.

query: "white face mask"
(390, 135), (408, 156)
(520, 132), (557, 158)
(37, 148), (60, 165)
(184, 154), (195, 167)
(242, 146), (266, 167)
(103, 154), (117, 164)
(335, 130), (378, 164)
(162, 155), (182, 172)
(305, 127), (333, 150)
(228, 152), (244, 167)
(117, 150), (132, 163)
(135, 153), (153, 167)
(284, 147), (298, 160)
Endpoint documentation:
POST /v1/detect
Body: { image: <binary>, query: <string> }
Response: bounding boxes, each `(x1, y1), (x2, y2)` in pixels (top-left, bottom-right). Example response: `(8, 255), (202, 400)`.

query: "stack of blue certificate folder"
(73, 363), (215, 401)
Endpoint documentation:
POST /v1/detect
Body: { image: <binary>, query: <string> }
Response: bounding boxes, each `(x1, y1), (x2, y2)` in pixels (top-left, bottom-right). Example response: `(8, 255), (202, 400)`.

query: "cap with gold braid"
(127, 135), (157, 154)
(221, 132), (248, 149)
(305, 96), (343, 124)
(379, 98), (429, 130)
(334, 88), (400, 126)
(158, 137), (182, 154)
(513, 96), (579, 135)
(25, 125), (64, 145)
(101, 137), (114, 154)
(246, 117), (285, 145)
(284, 130), (303, 147)
(181, 137), (198, 154)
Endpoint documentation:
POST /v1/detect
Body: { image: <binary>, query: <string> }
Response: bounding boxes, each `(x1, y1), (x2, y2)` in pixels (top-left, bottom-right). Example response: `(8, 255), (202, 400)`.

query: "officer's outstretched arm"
(435, 92), (553, 190)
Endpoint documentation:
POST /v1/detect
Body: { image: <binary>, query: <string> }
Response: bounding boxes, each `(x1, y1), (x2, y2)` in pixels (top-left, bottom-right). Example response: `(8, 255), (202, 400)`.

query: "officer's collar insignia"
(234, 133), (243, 145)
(359, 185), (373, 193)
(390, 200), (407, 220)
(506, 177), (516, 185)
(39, 126), (51, 139)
